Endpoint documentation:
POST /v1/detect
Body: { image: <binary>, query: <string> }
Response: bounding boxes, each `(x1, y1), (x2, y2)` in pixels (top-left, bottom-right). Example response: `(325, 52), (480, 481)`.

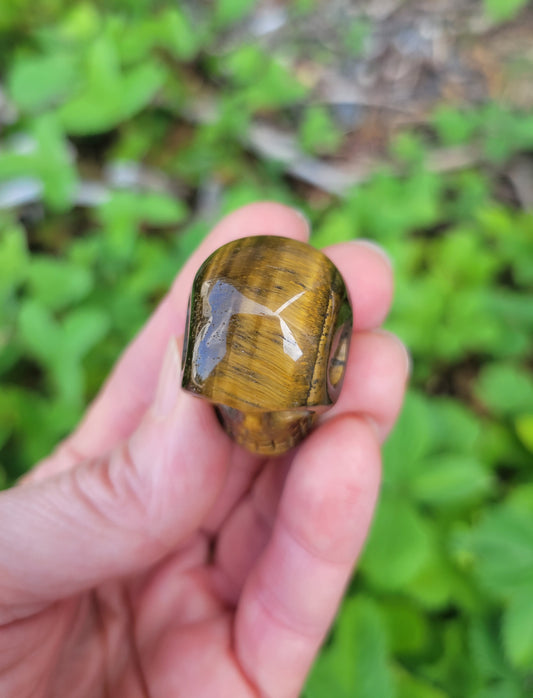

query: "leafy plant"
(1, 2), (532, 696)
(484, 0), (529, 23)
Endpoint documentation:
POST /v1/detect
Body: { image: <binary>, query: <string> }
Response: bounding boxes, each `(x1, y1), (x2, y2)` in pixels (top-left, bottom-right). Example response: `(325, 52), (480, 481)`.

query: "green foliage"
(1, 2), (532, 696)
(214, 0), (256, 28)
(0, 222), (28, 301)
(27, 257), (93, 311)
(0, 114), (77, 211)
(431, 103), (533, 164)
(58, 34), (166, 135)
(299, 105), (343, 155)
(221, 44), (308, 109)
(476, 363), (533, 416)
(341, 18), (372, 57)
(484, 0), (529, 23)
(457, 505), (533, 598)
(8, 51), (79, 113)
(503, 591), (533, 669)
(307, 597), (395, 698)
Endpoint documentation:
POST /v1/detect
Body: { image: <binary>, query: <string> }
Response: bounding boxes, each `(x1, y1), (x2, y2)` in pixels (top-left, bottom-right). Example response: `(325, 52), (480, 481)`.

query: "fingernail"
(152, 338), (182, 418)
(355, 239), (393, 269)
(374, 329), (412, 378)
(363, 415), (382, 442)
(294, 208), (311, 234)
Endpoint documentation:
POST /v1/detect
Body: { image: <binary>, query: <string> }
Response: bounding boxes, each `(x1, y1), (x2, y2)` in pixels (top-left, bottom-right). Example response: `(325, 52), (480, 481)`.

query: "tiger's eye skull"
(181, 235), (352, 455)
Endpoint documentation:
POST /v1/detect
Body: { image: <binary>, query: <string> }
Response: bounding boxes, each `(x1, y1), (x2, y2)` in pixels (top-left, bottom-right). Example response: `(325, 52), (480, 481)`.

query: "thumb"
(0, 339), (231, 612)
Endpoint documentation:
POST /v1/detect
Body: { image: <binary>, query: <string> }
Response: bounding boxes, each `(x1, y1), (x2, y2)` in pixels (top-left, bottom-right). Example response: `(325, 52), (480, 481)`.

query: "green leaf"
(427, 398), (481, 454)
(311, 209), (358, 248)
(485, 290), (533, 360)
(487, 291), (533, 333)
(382, 390), (433, 487)
(335, 597), (394, 698)
(472, 681), (526, 698)
(381, 599), (430, 656)
(223, 45), (307, 109)
(405, 547), (454, 610)
(28, 257), (93, 311)
(290, 0), (317, 15)
(126, 238), (178, 298)
(8, 51), (78, 112)
(32, 113), (78, 211)
(431, 106), (477, 146)
(477, 419), (526, 471)
(394, 667), (449, 698)
(361, 492), (433, 590)
(214, 0), (256, 28)
(12, 391), (81, 468)
(514, 414), (533, 453)
(391, 132), (427, 166)
(17, 300), (60, 366)
(0, 388), (20, 453)
(476, 363), (533, 416)
(445, 169), (490, 221)
(0, 464), (7, 490)
(0, 115), (77, 211)
(506, 483), (533, 516)
(0, 223), (28, 293)
(411, 455), (493, 508)
(58, 2), (101, 42)
(99, 188), (187, 228)
(50, 356), (84, 406)
(137, 191), (187, 225)
(59, 35), (165, 135)
(62, 307), (110, 359)
(299, 105), (343, 155)
(348, 169), (442, 241)
(306, 597), (394, 698)
(502, 590), (533, 669)
(341, 18), (371, 57)
(467, 616), (509, 682)
(479, 104), (533, 162)
(424, 621), (474, 695)
(459, 505), (533, 597)
(120, 61), (166, 119)
(484, 0), (528, 23)
(159, 8), (201, 60)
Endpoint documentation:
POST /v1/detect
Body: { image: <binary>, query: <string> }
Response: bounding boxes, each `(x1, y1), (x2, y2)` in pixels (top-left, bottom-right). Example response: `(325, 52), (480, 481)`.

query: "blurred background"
(1, 0), (532, 696)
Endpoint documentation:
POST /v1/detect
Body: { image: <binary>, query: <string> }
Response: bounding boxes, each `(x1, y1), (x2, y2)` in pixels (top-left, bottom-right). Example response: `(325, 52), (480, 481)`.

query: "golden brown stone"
(181, 235), (352, 455)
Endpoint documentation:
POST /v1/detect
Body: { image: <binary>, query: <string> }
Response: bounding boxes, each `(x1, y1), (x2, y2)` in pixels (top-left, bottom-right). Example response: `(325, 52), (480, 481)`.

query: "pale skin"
(0, 203), (409, 697)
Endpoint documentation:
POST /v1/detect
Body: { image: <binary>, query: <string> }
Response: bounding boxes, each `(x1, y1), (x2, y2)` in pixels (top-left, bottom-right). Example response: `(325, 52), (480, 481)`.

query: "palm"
(8, 453), (300, 697)
(4, 560), (249, 697)
(0, 204), (407, 698)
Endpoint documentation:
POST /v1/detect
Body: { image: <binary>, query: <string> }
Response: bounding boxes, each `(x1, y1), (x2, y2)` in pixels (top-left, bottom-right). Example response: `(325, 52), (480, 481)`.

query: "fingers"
(323, 240), (394, 331)
(0, 340), (231, 615)
(196, 238), (399, 539)
(69, 228), (389, 463)
(326, 329), (410, 441)
(211, 324), (408, 604)
(322, 240), (408, 439)
(235, 416), (381, 698)
(211, 459), (288, 603)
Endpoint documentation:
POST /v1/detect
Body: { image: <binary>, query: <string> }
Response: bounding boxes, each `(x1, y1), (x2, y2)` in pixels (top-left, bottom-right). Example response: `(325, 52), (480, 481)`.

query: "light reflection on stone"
(192, 279), (304, 381)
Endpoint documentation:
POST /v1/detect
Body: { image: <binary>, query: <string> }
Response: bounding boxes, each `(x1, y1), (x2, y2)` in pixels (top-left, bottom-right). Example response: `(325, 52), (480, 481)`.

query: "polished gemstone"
(181, 235), (352, 454)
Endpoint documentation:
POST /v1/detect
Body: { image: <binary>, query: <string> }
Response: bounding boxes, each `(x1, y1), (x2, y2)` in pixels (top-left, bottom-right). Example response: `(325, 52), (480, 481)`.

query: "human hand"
(0, 203), (408, 698)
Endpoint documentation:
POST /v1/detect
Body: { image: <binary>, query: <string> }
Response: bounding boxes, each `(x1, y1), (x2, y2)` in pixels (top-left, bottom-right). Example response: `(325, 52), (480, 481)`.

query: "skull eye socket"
(327, 321), (351, 402)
